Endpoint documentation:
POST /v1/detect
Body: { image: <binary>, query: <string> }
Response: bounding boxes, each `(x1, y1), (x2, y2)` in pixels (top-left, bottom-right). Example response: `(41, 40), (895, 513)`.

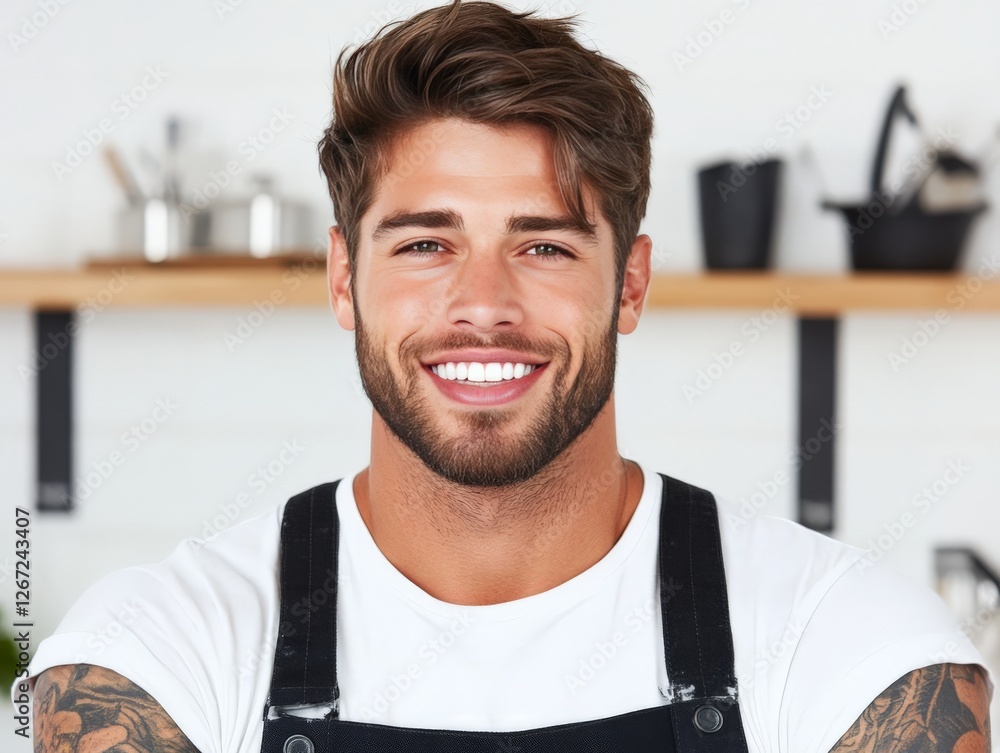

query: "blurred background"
(2, 0), (1000, 746)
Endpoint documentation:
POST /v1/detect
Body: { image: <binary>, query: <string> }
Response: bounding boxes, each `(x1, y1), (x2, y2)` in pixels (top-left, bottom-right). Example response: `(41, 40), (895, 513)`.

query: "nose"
(444, 248), (524, 331)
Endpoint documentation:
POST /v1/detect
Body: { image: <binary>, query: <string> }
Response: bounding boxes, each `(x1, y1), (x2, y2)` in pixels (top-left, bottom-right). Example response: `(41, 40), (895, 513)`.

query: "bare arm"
(33, 663), (202, 753)
(830, 662), (992, 752)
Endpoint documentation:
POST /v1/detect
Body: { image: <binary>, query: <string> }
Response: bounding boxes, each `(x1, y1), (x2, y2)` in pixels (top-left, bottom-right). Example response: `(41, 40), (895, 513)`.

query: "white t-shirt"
(16, 462), (994, 753)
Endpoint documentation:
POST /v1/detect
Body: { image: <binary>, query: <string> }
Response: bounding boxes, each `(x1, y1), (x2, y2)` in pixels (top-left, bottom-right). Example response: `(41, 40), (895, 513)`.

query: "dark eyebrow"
(370, 208), (599, 247)
(371, 209), (464, 242)
(506, 214), (599, 247)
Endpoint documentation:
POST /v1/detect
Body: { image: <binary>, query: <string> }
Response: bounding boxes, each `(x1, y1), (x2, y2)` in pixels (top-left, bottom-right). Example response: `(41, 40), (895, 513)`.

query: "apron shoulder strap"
(264, 480), (342, 714)
(657, 472), (749, 750)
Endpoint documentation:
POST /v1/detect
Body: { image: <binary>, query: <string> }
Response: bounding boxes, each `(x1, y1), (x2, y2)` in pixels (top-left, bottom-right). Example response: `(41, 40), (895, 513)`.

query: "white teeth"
(467, 362), (486, 381)
(428, 361), (541, 384)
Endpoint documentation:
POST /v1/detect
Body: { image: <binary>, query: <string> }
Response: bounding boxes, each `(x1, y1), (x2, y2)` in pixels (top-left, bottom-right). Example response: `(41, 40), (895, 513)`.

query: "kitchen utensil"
(200, 175), (313, 256)
(821, 84), (987, 271)
(118, 198), (187, 262)
(102, 145), (144, 206)
(697, 157), (782, 269)
(164, 116), (182, 203)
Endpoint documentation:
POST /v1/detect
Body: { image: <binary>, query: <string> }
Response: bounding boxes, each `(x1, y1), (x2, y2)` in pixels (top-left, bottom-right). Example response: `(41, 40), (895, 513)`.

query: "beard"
(353, 303), (620, 488)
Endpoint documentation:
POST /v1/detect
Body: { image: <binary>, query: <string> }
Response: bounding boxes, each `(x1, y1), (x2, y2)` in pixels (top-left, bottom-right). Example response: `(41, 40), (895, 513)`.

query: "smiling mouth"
(425, 361), (547, 385)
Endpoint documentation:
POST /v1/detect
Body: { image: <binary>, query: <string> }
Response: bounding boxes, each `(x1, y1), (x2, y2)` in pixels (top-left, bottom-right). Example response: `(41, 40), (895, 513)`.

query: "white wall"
(2, 0), (1000, 747)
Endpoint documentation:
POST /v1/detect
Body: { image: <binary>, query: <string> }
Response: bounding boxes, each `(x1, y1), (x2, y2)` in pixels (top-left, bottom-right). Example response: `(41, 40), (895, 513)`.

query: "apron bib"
(259, 473), (750, 752)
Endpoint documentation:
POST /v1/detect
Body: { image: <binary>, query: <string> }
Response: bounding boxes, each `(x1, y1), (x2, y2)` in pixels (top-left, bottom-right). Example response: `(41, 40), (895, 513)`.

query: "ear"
(327, 225), (356, 331)
(617, 233), (651, 335)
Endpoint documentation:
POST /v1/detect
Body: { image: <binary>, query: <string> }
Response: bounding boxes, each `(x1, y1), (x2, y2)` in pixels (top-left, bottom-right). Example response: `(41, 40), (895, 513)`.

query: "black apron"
(260, 473), (750, 752)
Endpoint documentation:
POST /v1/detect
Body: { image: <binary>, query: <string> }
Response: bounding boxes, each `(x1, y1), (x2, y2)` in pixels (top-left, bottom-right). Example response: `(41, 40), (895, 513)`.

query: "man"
(21, 1), (994, 751)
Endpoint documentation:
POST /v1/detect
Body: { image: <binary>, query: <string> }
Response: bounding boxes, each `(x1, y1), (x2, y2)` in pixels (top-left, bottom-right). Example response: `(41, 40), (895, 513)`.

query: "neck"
(353, 400), (643, 606)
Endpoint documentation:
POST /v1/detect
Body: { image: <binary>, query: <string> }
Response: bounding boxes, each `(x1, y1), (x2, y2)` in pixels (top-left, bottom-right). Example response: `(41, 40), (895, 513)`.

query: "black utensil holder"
(698, 158), (782, 270)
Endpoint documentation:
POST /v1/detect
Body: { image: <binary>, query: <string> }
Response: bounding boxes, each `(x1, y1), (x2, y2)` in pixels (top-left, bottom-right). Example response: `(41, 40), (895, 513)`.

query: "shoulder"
(782, 549), (994, 751)
(708, 492), (994, 752)
(21, 499), (290, 753)
(712, 492), (869, 630)
(54, 499), (286, 640)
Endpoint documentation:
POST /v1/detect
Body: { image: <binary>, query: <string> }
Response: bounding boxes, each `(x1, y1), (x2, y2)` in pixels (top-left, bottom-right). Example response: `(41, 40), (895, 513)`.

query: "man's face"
(343, 118), (624, 487)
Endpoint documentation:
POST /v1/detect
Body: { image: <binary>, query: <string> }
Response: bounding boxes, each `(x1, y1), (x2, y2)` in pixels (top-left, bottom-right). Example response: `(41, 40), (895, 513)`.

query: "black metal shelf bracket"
(797, 316), (839, 533)
(35, 310), (75, 513)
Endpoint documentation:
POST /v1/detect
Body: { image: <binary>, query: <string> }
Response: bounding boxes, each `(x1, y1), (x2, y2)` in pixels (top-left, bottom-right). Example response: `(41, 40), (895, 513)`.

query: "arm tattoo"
(830, 662), (992, 752)
(33, 663), (202, 753)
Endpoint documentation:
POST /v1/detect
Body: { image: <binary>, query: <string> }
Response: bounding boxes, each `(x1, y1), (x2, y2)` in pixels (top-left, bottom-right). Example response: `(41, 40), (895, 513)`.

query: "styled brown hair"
(317, 0), (654, 295)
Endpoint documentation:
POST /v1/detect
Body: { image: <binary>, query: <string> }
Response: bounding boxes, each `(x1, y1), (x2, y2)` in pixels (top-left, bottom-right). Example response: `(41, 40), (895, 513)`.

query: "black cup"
(698, 158), (782, 269)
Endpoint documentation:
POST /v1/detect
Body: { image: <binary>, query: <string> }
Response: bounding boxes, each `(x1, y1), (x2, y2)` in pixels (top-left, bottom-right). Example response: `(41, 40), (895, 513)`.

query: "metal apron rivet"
(283, 734), (315, 753)
(693, 704), (724, 733)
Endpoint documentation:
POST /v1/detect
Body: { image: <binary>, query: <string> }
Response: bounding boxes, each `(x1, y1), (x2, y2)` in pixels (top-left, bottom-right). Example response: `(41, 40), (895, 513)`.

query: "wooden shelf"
(2, 265), (1000, 314)
(645, 272), (1000, 315)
